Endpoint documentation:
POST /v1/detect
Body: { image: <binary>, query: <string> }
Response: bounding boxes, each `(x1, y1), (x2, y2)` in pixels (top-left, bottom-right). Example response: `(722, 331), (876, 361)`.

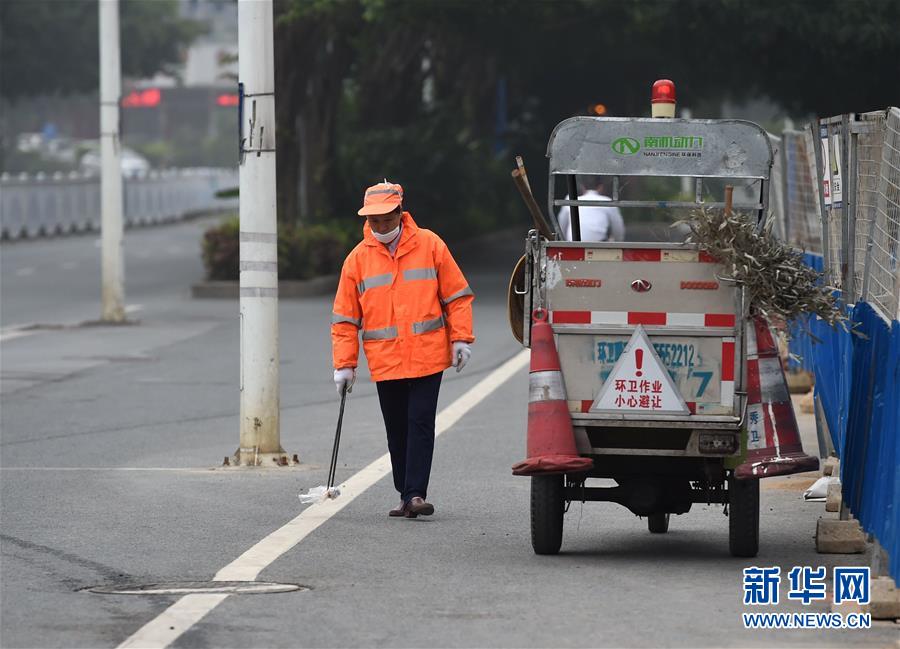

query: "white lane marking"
(116, 349), (529, 649)
(14, 267), (34, 276)
(1, 309), (140, 342)
(118, 594), (229, 649)
(0, 467), (221, 472)
(0, 327), (37, 343)
(60, 261), (78, 270)
(2, 307), (139, 343)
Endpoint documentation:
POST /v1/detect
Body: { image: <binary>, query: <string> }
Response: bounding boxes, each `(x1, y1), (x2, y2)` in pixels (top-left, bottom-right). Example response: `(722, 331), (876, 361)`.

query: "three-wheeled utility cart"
(515, 116), (788, 558)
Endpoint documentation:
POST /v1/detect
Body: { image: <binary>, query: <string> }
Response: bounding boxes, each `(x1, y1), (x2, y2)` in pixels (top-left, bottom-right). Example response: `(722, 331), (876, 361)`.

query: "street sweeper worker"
(331, 180), (475, 519)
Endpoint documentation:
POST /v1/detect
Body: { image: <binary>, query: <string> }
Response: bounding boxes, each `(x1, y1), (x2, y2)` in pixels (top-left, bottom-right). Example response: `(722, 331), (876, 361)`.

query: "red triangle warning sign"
(590, 325), (689, 414)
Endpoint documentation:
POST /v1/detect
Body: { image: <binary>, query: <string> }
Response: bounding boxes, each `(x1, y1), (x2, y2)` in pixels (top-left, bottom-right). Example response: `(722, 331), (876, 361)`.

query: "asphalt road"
(1, 219), (894, 649)
(0, 218), (217, 330)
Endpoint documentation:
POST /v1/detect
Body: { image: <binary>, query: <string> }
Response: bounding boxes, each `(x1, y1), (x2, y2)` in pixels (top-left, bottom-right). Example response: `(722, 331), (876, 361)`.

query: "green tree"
(274, 0), (900, 232)
(274, 0), (363, 222)
(0, 0), (204, 102)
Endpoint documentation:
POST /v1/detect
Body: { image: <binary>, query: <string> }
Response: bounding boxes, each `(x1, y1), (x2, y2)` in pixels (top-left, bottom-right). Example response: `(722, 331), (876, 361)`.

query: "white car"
(79, 147), (151, 177)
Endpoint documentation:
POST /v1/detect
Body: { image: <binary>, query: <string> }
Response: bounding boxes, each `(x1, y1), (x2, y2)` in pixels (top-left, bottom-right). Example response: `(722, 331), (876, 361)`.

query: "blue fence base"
(789, 296), (900, 583)
(843, 303), (899, 583)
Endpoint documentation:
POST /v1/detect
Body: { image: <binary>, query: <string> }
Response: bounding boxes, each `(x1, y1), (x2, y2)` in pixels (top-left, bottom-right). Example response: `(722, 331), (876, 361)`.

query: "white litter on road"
(804, 475), (838, 501)
(298, 485), (341, 504)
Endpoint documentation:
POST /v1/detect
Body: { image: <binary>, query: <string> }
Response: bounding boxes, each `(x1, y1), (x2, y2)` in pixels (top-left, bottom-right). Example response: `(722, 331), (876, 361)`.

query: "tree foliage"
(0, 0), (204, 102)
(273, 0), (899, 234)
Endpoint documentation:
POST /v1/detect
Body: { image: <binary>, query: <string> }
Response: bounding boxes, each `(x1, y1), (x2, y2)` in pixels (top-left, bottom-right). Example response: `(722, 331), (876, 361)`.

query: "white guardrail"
(0, 168), (239, 239)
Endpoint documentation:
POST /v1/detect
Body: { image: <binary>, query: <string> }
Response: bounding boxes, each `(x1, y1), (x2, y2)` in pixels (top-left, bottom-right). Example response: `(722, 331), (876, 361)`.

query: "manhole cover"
(87, 581), (308, 595)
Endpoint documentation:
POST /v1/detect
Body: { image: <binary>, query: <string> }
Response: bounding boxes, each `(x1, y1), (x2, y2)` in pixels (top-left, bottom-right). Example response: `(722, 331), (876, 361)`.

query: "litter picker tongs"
(298, 384), (348, 503)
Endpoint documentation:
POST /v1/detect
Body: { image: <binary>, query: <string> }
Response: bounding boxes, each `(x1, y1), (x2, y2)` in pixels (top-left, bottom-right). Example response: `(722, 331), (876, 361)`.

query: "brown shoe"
(388, 501), (407, 517)
(405, 496), (434, 517)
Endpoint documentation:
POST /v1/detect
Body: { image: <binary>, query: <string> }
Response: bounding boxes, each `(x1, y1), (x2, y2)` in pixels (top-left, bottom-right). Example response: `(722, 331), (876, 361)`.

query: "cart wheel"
(531, 474), (564, 555)
(648, 513), (670, 533)
(728, 476), (759, 557)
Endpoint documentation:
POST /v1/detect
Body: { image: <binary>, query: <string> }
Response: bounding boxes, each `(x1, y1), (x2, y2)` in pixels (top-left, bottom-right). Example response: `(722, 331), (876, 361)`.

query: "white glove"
(333, 368), (356, 395)
(452, 341), (471, 372)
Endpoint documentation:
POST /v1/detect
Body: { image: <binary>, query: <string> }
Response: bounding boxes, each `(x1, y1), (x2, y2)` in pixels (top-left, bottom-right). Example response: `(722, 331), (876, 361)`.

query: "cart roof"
(546, 117), (773, 180)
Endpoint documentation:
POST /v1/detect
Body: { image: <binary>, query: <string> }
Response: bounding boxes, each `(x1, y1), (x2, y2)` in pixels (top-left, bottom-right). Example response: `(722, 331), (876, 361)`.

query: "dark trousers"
(376, 371), (443, 502)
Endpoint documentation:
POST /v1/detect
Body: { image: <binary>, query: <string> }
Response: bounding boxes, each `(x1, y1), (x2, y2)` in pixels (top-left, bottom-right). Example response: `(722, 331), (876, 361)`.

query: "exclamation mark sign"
(635, 348), (644, 377)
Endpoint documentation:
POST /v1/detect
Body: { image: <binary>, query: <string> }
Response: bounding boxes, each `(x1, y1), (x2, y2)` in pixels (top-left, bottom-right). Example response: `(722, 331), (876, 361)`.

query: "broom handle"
(327, 386), (347, 490)
(515, 156), (531, 192)
(512, 168), (555, 240)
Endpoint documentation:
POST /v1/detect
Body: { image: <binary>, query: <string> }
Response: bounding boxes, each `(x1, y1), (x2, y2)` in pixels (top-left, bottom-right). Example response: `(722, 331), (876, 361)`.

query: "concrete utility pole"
(99, 0), (125, 322)
(235, 0), (286, 466)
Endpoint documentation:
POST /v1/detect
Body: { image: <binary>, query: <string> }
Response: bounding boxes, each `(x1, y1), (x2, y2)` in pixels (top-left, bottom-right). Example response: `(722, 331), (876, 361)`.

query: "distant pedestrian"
(557, 175), (626, 241)
(331, 181), (475, 518)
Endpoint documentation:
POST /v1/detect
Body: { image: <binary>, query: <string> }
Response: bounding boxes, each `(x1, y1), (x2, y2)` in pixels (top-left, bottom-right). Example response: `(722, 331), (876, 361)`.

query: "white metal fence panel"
(782, 130), (823, 253)
(0, 168), (238, 239)
(852, 111), (886, 304)
(768, 133), (787, 240)
(818, 119), (846, 291)
(864, 108), (900, 319)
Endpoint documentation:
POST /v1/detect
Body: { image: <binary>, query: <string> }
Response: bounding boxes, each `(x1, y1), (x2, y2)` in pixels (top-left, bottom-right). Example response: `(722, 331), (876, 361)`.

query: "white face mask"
(372, 225), (401, 244)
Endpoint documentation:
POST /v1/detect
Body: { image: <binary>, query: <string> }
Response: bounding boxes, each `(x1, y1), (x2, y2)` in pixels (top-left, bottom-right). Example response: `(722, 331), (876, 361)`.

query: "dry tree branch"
(673, 207), (852, 336)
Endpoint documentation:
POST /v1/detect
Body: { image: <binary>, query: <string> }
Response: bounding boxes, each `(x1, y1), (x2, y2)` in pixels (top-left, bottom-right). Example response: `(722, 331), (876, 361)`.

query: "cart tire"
(531, 475), (564, 555)
(648, 513), (670, 534)
(728, 476), (759, 558)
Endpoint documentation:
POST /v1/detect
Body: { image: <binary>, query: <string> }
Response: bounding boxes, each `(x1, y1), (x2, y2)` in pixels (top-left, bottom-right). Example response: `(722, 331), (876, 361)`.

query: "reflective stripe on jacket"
(331, 211), (475, 381)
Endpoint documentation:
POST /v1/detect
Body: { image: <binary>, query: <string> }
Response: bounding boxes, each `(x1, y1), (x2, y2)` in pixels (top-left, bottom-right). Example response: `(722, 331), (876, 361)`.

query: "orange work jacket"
(331, 212), (475, 382)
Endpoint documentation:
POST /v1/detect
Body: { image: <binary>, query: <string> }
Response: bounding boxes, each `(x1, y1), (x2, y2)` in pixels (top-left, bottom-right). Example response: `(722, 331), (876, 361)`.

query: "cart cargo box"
(543, 241), (741, 424)
(510, 89), (812, 558)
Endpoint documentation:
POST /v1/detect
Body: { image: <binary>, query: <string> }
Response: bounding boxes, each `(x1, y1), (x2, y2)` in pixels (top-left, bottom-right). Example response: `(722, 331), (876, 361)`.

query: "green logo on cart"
(611, 137), (641, 155)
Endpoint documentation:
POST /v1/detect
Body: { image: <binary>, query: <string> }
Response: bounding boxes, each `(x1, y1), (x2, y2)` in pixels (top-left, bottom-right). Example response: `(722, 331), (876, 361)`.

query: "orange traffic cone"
(734, 316), (819, 479)
(512, 309), (594, 476)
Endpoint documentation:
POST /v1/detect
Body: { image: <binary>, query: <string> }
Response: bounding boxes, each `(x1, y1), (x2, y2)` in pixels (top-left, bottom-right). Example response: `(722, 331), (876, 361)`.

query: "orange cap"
(358, 181), (403, 216)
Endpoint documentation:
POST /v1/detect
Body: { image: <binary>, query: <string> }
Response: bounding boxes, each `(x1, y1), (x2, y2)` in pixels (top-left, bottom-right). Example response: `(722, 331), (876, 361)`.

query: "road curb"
(191, 275), (338, 299)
